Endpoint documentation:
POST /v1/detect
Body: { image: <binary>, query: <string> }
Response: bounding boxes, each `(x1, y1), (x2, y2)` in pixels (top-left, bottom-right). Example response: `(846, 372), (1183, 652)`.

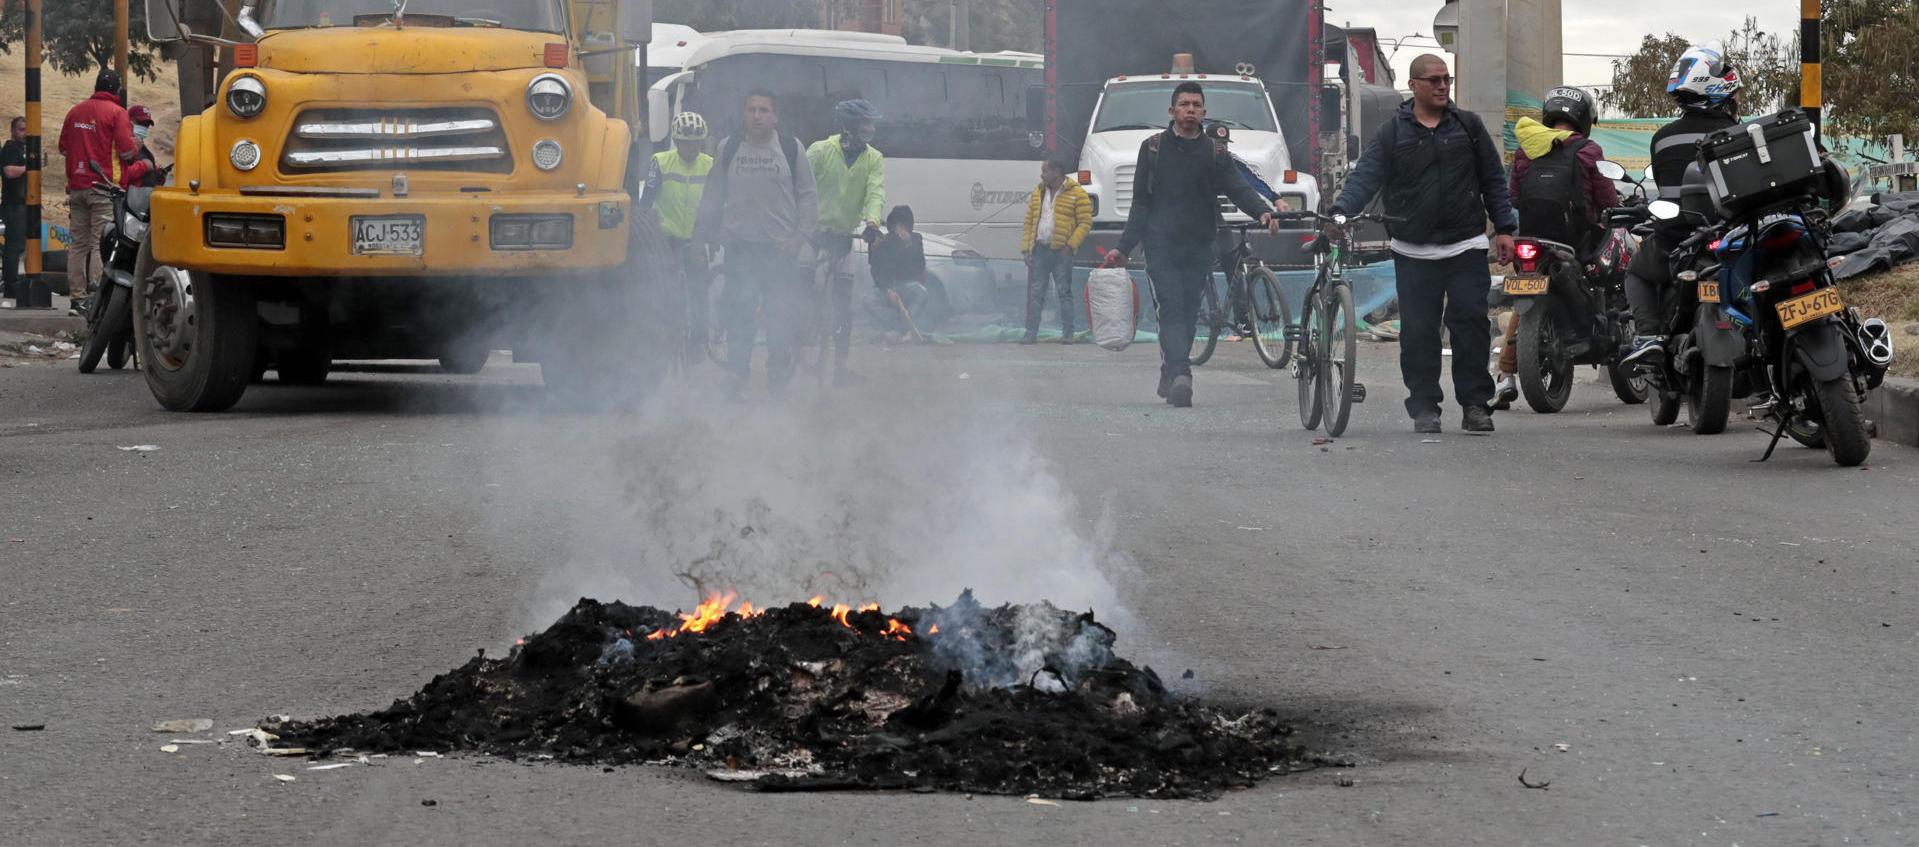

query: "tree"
(1823, 0), (1919, 143)
(1, 0), (165, 82)
(1602, 18), (1797, 119)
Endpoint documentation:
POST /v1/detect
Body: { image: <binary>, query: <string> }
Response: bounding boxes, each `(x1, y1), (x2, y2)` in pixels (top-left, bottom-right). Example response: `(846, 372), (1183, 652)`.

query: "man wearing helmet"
(807, 99), (887, 386)
(1621, 40), (1742, 370)
(1494, 87), (1620, 408)
(643, 111), (716, 362)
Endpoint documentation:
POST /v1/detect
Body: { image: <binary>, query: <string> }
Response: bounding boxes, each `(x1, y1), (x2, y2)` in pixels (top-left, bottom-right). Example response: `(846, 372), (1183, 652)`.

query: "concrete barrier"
(1865, 377), (1919, 449)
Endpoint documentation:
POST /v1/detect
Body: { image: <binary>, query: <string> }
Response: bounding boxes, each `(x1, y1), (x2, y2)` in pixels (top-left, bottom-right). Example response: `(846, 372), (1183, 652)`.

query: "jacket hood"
(1515, 117), (1576, 160)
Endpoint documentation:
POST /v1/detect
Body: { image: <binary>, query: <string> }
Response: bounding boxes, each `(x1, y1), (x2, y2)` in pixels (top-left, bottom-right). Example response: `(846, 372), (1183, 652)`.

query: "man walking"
(642, 111), (715, 362)
(1328, 55), (1516, 434)
(1020, 157), (1092, 344)
(57, 69), (138, 314)
(2, 117), (28, 299)
(1112, 82), (1278, 408)
(695, 90), (818, 398)
(806, 99), (886, 386)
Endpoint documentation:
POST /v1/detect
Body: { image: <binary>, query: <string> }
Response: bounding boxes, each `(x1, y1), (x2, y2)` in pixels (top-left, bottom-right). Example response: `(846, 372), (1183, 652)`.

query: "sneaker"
(1157, 373), (1172, 399)
(1621, 336), (1665, 367)
(68, 297), (89, 317)
(1491, 375), (1519, 411)
(1413, 411), (1442, 434)
(1462, 405), (1495, 434)
(1018, 333), (1039, 345)
(1058, 332), (1077, 345)
(1168, 375), (1193, 408)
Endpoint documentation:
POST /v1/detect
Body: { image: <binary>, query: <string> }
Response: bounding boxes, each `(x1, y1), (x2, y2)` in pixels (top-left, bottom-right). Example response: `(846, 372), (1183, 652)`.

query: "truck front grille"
(281, 107), (512, 174)
(1109, 163), (1260, 219)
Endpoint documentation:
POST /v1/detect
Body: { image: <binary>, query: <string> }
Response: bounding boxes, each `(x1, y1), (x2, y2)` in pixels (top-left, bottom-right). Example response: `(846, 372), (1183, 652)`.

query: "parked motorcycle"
(78, 163), (167, 374)
(1504, 159), (1645, 413)
(1692, 109), (1892, 466)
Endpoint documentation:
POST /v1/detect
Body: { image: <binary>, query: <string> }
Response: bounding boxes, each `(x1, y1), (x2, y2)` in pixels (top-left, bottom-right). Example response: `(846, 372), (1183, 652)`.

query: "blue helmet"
(834, 99), (882, 126)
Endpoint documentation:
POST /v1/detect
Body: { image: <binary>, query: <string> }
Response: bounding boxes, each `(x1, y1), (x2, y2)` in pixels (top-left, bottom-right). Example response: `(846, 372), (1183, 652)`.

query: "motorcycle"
(1504, 159), (1646, 413)
(77, 162), (167, 374)
(1632, 182), (1754, 434)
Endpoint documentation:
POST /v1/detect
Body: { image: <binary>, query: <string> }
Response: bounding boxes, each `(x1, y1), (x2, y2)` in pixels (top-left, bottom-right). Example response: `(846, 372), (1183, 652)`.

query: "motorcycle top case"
(1697, 110), (1824, 218)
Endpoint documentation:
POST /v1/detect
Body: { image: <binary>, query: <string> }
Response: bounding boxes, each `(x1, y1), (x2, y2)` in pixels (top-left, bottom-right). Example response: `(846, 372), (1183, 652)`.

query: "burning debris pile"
(270, 592), (1308, 799)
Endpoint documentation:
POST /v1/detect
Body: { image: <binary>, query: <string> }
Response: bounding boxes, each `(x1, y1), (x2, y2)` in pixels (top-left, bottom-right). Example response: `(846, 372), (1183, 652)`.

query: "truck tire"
(133, 241), (257, 412)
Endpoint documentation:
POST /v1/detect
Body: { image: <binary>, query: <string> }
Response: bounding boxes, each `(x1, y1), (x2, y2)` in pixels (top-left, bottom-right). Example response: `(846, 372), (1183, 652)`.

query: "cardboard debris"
(151, 719), (213, 733)
(159, 744), (180, 753)
(273, 774), (297, 783)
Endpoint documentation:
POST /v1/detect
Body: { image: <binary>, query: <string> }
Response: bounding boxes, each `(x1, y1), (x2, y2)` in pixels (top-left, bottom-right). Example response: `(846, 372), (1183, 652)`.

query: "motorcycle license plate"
(350, 215), (424, 256)
(1504, 274), (1548, 295)
(1775, 287), (1843, 329)
(1698, 281), (1720, 303)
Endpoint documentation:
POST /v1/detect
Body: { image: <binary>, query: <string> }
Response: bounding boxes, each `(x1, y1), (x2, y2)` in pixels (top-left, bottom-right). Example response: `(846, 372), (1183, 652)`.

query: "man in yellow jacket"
(807, 99), (886, 385)
(1020, 158), (1093, 344)
(641, 111), (715, 361)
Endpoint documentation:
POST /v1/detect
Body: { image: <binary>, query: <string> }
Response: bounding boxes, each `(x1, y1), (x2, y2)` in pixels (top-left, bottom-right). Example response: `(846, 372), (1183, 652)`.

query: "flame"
(927, 624), (939, 635)
(637, 593), (914, 641)
(882, 619), (913, 641)
(806, 596), (825, 608)
(830, 604), (853, 627)
(857, 602), (880, 612)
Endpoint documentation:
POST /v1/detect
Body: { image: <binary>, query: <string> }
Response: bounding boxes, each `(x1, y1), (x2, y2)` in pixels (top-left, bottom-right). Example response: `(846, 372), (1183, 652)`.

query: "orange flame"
(882, 619), (913, 641)
(830, 604), (853, 628)
(806, 596), (825, 608)
(638, 594), (913, 641)
(927, 624), (939, 635)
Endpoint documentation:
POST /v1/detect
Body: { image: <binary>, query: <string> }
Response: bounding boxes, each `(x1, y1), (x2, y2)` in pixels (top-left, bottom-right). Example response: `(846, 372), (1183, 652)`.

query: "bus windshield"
(260, 0), (567, 33)
(1092, 82), (1277, 133)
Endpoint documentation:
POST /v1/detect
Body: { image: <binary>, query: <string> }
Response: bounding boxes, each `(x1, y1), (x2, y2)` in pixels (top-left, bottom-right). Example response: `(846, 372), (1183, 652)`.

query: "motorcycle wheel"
(1606, 362), (1649, 405)
(107, 335), (130, 370)
(1686, 364), (1733, 435)
(1812, 376), (1871, 466)
(1516, 307), (1574, 413)
(77, 285), (130, 374)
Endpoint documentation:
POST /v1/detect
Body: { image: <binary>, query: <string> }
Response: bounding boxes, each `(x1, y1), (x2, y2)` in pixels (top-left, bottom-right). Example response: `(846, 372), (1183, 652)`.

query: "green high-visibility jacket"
(806, 135), (885, 237)
(645, 149), (713, 240)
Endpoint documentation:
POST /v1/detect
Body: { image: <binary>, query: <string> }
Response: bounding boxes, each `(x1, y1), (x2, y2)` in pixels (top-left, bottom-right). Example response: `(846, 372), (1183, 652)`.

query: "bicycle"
(1192, 222), (1294, 369)
(1285, 210), (1397, 437)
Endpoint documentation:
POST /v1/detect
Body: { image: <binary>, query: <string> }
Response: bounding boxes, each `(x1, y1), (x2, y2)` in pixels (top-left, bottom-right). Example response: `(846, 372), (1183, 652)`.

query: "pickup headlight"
(226, 76), (266, 119)
(526, 73), (572, 121)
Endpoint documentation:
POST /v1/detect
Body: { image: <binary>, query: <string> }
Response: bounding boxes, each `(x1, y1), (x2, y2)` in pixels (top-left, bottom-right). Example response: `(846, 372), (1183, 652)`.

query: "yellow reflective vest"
(650, 150), (713, 240)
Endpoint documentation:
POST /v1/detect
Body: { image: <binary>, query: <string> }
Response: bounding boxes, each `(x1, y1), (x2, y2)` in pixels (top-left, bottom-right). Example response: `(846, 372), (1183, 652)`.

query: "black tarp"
(1047, 0), (1319, 164)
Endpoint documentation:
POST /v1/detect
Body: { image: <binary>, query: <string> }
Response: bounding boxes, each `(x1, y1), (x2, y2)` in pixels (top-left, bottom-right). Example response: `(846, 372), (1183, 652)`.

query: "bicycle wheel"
(1295, 281), (1323, 430)
(1247, 265), (1292, 369)
(1191, 276), (1223, 366)
(1320, 284), (1358, 437)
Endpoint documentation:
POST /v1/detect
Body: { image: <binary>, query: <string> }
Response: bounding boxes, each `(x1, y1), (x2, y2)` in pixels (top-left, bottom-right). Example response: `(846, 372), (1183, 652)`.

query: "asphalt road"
(2, 338), (1915, 846)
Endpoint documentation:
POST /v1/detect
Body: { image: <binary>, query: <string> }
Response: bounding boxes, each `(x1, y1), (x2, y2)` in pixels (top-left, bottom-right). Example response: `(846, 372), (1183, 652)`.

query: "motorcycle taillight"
(1790, 280), (1817, 296)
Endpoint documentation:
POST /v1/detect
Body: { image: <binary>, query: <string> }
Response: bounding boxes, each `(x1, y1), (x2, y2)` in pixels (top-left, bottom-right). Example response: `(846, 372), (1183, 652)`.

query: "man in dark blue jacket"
(1112, 82), (1277, 408)
(1328, 55), (1517, 435)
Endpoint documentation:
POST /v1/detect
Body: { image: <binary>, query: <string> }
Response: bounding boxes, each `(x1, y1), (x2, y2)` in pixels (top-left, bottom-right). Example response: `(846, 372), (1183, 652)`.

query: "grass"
(0, 63), (181, 224)
(1839, 262), (1919, 379)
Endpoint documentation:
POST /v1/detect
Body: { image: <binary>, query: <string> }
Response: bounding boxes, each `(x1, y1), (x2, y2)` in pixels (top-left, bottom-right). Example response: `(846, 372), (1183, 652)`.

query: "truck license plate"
(1775, 287), (1843, 329)
(351, 216), (424, 256)
(1698, 281), (1720, 303)
(1503, 274), (1548, 295)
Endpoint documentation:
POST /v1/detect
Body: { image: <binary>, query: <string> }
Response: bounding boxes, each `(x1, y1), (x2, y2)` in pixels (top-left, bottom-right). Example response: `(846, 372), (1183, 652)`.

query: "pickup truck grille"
(281, 107), (512, 174)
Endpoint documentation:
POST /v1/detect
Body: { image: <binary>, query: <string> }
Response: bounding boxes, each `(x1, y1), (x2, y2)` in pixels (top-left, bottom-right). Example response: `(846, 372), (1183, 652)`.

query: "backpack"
(1515, 137), (1592, 252)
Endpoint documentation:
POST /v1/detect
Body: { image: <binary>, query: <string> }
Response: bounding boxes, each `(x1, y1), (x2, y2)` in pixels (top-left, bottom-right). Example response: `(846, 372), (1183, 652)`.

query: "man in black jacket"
(1328, 55), (1516, 434)
(1113, 82), (1277, 408)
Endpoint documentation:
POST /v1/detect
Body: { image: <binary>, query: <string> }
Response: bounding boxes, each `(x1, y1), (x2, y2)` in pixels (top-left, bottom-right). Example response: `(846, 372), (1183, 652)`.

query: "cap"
(128, 105), (155, 126)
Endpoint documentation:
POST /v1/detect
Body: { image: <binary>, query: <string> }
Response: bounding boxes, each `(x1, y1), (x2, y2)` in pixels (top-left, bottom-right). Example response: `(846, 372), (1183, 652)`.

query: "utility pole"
(1800, 0), (1821, 138)
(948, 0), (970, 51)
(115, 0), (130, 101)
(19, 0), (47, 307)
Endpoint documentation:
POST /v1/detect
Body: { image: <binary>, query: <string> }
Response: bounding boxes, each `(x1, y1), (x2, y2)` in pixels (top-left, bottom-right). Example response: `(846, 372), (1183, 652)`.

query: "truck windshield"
(1092, 83), (1277, 133)
(260, 0), (566, 33)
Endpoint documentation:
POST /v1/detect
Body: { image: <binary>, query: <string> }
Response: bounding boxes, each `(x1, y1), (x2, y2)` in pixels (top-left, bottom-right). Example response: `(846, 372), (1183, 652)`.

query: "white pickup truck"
(1074, 68), (1320, 261)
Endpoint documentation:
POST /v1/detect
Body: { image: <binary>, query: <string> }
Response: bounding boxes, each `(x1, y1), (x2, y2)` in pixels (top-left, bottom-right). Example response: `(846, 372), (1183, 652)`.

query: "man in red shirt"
(57, 69), (137, 310)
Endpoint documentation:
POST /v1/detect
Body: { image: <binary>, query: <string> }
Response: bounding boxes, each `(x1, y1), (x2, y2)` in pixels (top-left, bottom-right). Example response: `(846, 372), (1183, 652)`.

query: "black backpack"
(1516, 137), (1592, 251)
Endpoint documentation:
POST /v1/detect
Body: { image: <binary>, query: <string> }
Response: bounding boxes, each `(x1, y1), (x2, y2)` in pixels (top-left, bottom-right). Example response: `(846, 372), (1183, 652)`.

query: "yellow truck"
(139, 0), (668, 410)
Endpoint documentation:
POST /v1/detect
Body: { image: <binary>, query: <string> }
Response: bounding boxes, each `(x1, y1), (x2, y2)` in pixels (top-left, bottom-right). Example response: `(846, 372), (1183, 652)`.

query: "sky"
(1326, 0), (1803, 92)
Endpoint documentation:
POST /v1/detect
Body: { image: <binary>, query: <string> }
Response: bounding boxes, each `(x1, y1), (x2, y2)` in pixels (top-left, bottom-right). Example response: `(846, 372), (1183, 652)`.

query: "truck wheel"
(133, 241), (257, 412)
(276, 348), (331, 385)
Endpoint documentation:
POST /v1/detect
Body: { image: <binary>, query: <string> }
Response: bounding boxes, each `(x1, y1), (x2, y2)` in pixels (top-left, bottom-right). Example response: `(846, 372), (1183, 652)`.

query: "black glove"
(861, 224), (882, 244)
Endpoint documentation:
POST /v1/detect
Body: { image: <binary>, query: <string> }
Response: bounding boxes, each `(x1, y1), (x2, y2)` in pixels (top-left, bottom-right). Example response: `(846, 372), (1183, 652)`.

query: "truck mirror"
(146, 0), (183, 43)
(621, 0), (654, 43)
(646, 88), (671, 143)
(1024, 85), (1045, 134)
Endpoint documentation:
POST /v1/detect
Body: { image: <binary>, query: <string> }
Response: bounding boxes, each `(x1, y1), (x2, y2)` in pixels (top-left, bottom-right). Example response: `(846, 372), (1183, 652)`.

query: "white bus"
(644, 28), (1045, 260)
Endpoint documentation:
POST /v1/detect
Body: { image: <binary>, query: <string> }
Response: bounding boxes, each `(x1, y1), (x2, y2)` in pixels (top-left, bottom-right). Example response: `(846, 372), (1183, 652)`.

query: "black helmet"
(1541, 87), (1595, 137)
(94, 68), (123, 94)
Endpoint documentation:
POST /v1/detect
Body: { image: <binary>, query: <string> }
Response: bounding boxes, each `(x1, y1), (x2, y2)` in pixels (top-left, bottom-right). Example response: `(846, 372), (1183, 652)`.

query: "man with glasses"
(1326, 55), (1517, 435)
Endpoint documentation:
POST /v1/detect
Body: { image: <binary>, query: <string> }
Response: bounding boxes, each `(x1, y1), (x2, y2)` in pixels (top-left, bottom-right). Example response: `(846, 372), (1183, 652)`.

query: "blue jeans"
(1024, 246), (1075, 336)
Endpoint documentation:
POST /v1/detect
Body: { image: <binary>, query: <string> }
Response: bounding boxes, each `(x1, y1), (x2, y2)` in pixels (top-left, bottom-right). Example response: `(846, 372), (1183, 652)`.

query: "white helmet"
(670, 111), (709, 142)
(1666, 40), (1742, 113)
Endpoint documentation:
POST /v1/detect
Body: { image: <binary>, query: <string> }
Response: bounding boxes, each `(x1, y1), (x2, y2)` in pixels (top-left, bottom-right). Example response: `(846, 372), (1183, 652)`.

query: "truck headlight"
(230, 139), (262, 171)
(531, 139), (564, 171)
(226, 76), (266, 119)
(526, 73), (572, 121)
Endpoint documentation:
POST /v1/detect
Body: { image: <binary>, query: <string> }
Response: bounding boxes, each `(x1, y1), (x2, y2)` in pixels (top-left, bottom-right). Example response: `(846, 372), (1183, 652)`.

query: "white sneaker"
(1492, 375), (1519, 411)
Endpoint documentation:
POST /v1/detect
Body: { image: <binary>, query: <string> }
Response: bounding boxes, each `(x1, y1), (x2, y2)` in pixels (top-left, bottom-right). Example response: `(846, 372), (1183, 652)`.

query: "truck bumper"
(149, 188), (630, 277)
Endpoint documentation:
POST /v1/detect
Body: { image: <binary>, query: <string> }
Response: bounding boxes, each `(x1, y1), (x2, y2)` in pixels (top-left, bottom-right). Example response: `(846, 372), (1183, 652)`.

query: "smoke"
(510, 372), (1135, 653)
